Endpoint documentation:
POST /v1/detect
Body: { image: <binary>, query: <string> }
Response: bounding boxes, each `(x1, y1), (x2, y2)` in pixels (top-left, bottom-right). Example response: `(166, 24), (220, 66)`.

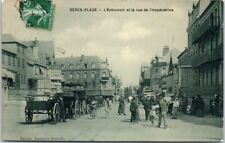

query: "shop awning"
(2, 69), (15, 82)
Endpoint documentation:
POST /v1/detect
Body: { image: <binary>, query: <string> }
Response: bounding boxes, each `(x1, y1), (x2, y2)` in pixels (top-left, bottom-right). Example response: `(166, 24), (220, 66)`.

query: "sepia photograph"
(1, 0), (224, 142)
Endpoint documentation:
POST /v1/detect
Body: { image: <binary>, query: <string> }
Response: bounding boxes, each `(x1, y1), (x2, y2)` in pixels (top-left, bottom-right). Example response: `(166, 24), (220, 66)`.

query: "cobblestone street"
(2, 100), (223, 141)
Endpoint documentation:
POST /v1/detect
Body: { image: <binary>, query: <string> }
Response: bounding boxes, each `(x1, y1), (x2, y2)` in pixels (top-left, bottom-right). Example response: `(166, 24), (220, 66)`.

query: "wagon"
(24, 93), (61, 124)
(62, 82), (88, 118)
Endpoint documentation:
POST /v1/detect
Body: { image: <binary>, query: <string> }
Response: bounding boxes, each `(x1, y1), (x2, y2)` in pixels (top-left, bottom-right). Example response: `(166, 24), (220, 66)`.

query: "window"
(8, 55), (11, 65)
(92, 81), (96, 88)
(21, 75), (23, 84)
(17, 57), (20, 67)
(17, 44), (20, 53)
(84, 72), (87, 79)
(13, 57), (15, 66)
(24, 75), (26, 84)
(22, 59), (25, 68)
(69, 73), (73, 79)
(2, 54), (5, 64)
(76, 63), (80, 69)
(91, 72), (95, 79)
(69, 64), (72, 70)
(91, 63), (96, 68)
(103, 72), (106, 77)
(22, 47), (25, 54)
(35, 67), (38, 75)
(77, 73), (80, 79)
(84, 64), (87, 69)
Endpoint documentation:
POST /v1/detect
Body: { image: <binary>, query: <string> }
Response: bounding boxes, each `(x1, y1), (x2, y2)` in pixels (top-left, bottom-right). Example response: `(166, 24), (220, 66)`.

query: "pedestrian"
(182, 94), (188, 114)
(135, 96), (140, 122)
(171, 98), (179, 119)
(191, 96), (196, 115)
(58, 97), (66, 122)
(143, 97), (150, 121)
(209, 99), (214, 115)
(105, 98), (112, 118)
(130, 97), (138, 123)
(90, 99), (97, 118)
(167, 96), (174, 115)
(186, 100), (191, 114)
(157, 94), (168, 129)
(118, 96), (126, 115)
(128, 96), (133, 102)
(149, 96), (156, 125)
(213, 94), (220, 116)
(195, 95), (204, 117)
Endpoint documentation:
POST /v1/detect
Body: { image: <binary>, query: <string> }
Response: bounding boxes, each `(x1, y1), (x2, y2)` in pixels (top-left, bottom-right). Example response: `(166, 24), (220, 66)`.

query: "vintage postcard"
(1, 0), (224, 142)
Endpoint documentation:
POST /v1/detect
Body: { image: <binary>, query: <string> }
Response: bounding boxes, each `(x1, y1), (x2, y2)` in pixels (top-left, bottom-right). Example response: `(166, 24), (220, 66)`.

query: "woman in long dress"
(90, 100), (97, 118)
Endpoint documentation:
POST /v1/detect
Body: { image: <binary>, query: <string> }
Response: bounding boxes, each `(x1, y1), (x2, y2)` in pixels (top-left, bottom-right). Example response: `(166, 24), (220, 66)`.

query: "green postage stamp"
(17, 0), (54, 30)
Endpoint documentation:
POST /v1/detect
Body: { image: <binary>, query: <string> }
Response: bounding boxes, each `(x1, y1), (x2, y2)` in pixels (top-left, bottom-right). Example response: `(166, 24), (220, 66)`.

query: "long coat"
(118, 98), (125, 114)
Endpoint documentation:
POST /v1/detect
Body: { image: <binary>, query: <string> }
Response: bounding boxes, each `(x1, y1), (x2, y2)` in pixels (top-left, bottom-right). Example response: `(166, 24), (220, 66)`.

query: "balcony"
(100, 76), (110, 83)
(191, 52), (211, 67)
(192, 16), (219, 44)
(212, 44), (223, 61)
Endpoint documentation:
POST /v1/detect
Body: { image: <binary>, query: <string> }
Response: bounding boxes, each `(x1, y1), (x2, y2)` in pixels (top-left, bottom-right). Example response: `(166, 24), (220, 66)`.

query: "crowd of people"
(88, 92), (223, 129)
(179, 94), (223, 117)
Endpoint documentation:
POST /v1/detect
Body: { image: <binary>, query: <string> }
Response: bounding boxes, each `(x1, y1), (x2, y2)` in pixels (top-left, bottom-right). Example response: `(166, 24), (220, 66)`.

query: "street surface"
(2, 100), (223, 141)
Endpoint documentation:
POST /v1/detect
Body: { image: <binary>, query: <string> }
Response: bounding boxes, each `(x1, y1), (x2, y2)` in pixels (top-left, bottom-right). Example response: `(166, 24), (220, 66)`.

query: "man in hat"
(130, 96), (138, 123)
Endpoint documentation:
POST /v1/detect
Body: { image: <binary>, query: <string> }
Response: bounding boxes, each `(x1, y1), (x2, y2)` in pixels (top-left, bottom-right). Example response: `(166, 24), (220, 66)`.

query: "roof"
(55, 55), (104, 65)
(151, 62), (167, 67)
(156, 48), (181, 64)
(2, 34), (28, 47)
(177, 48), (189, 59)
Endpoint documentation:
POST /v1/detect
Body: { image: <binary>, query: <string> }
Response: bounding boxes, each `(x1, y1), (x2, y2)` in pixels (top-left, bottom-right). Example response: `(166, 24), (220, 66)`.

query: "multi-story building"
(2, 34), (52, 97)
(24, 39), (54, 96)
(139, 64), (151, 89)
(177, 47), (194, 97)
(54, 55), (116, 99)
(149, 57), (167, 94)
(187, 0), (223, 102)
(2, 34), (29, 97)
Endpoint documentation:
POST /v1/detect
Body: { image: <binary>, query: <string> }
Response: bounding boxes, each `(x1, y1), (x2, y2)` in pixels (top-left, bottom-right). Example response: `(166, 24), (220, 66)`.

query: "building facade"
(149, 57), (167, 94)
(2, 34), (52, 97)
(48, 67), (63, 95)
(2, 34), (29, 97)
(177, 47), (195, 97)
(54, 55), (116, 98)
(187, 0), (223, 101)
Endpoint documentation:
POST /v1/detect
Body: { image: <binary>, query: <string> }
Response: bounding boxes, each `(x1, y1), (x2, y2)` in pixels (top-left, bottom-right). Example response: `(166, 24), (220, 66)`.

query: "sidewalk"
(177, 112), (223, 128)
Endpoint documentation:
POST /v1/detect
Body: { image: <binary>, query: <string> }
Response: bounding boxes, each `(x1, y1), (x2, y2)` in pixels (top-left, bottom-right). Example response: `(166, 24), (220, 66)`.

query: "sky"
(2, 0), (200, 87)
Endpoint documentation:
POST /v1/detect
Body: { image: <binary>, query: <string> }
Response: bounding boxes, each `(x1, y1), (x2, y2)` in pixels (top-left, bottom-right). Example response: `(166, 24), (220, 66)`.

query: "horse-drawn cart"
(25, 94), (61, 124)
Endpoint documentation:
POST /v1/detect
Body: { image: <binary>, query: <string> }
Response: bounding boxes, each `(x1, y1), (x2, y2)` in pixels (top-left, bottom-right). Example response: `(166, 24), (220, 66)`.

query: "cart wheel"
(53, 103), (60, 122)
(25, 106), (33, 124)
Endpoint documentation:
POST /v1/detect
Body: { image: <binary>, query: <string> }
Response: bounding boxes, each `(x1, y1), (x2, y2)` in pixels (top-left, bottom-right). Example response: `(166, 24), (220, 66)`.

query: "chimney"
(163, 46), (169, 56)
